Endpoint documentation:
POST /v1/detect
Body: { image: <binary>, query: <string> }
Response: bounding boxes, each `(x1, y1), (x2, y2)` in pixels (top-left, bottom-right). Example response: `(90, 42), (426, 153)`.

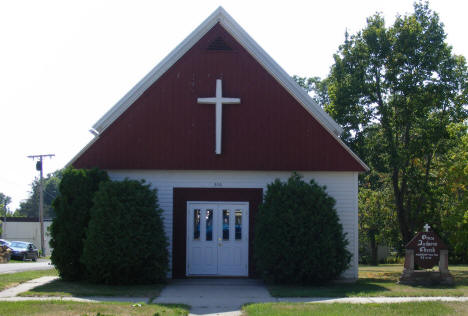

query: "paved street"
(0, 259), (54, 274)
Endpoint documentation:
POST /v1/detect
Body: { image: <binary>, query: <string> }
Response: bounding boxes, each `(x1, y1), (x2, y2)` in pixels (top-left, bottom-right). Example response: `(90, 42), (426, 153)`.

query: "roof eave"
(92, 6), (342, 136)
(83, 6), (369, 172)
(92, 7), (226, 133)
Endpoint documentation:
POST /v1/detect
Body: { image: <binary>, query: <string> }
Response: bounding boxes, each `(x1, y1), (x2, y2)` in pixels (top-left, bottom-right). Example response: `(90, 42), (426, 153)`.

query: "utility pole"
(27, 154), (55, 256)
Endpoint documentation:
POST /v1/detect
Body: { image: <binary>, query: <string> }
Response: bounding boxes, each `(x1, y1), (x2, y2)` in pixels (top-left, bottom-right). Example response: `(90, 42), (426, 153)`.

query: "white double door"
(187, 202), (249, 276)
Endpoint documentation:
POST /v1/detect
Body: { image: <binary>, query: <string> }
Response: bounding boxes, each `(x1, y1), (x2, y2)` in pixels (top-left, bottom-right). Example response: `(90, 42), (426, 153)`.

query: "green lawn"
(19, 279), (164, 299)
(268, 264), (468, 297)
(0, 269), (58, 291)
(243, 302), (468, 316)
(0, 301), (189, 316)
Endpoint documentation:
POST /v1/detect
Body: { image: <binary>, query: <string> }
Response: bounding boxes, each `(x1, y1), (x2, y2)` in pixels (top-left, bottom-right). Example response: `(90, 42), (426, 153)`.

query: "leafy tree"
(0, 192), (12, 235)
(15, 170), (63, 218)
(296, 2), (468, 245)
(82, 179), (168, 285)
(329, 2), (467, 244)
(50, 168), (109, 281)
(436, 123), (468, 262)
(358, 173), (399, 265)
(0, 193), (12, 217)
(255, 173), (351, 284)
(292, 75), (330, 107)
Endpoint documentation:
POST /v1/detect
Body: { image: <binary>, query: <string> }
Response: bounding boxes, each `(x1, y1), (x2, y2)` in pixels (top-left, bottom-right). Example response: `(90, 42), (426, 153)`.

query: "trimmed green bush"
(255, 173), (351, 284)
(50, 168), (109, 281)
(82, 179), (168, 285)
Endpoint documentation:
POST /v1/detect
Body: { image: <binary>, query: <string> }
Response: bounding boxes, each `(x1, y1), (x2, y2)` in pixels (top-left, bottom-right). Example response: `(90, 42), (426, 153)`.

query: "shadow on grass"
(19, 279), (164, 298)
(450, 268), (468, 286)
(268, 280), (391, 297)
(0, 301), (190, 316)
(268, 266), (468, 298)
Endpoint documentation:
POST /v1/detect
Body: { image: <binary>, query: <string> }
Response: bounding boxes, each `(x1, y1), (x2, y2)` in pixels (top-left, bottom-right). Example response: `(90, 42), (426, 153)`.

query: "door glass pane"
(194, 209), (200, 240)
(206, 209), (213, 241)
(235, 210), (242, 240)
(223, 210), (230, 240)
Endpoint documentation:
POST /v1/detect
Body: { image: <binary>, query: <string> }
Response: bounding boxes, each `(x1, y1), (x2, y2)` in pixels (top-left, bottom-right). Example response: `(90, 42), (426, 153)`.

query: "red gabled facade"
(73, 24), (366, 172)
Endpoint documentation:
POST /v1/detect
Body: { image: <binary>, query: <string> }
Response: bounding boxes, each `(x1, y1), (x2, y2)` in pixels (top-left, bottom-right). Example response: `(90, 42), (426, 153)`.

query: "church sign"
(400, 224), (453, 285)
(406, 230), (445, 269)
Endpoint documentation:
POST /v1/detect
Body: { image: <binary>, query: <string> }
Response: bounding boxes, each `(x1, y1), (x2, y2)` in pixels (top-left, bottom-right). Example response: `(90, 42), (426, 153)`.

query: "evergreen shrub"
(254, 173), (351, 284)
(50, 168), (109, 281)
(82, 179), (168, 284)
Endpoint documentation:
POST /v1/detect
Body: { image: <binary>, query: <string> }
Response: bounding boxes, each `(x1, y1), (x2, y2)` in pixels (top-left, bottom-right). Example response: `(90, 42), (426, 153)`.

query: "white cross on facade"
(197, 79), (241, 155)
(424, 223), (431, 232)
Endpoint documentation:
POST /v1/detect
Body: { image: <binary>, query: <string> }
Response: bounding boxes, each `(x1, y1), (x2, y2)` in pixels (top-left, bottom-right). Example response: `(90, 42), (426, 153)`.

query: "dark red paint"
(73, 24), (365, 172)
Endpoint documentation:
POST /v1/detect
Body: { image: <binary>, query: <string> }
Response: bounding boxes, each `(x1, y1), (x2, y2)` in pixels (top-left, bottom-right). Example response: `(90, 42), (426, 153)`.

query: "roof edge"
(82, 7), (368, 171)
(215, 8), (343, 136)
(66, 136), (99, 168)
(92, 7), (226, 132)
(92, 6), (342, 136)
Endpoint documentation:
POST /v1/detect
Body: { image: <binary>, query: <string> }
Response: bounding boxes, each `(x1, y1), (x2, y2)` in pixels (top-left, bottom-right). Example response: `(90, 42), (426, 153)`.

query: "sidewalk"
(0, 276), (59, 298)
(153, 279), (275, 315)
(0, 277), (467, 316)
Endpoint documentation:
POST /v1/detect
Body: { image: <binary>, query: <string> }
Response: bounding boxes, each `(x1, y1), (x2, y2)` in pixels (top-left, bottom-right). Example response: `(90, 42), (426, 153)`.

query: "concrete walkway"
(0, 276), (59, 298)
(153, 279), (275, 315)
(0, 277), (468, 316)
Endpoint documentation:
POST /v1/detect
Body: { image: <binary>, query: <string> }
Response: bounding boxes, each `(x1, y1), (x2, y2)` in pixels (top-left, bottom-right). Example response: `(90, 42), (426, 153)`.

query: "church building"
(70, 7), (368, 279)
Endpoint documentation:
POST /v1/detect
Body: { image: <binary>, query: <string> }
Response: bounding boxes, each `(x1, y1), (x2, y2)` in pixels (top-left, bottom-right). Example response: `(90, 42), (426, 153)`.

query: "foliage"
(0, 192), (12, 234)
(295, 2), (468, 249)
(255, 173), (350, 284)
(82, 179), (168, 285)
(436, 123), (468, 263)
(50, 168), (109, 281)
(14, 170), (63, 218)
(0, 193), (12, 217)
(358, 173), (400, 265)
(292, 75), (330, 107)
(327, 2), (468, 244)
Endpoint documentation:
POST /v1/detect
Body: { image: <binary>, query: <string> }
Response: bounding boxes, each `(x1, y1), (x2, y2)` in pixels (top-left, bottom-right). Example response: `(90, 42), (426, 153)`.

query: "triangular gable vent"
(207, 36), (232, 51)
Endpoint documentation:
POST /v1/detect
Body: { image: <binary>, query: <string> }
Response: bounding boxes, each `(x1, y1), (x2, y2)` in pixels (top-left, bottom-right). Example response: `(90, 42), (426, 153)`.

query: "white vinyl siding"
(108, 170), (359, 280)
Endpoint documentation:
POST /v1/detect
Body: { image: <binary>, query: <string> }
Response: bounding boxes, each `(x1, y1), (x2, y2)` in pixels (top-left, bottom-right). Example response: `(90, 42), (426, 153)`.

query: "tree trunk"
(369, 233), (379, 266)
(392, 169), (413, 245)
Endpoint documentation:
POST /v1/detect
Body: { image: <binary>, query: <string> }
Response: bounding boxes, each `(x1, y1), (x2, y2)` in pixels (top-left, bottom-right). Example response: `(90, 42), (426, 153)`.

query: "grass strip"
(0, 269), (58, 291)
(268, 264), (468, 297)
(19, 278), (164, 298)
(243, 302), (467, 316)
(0, 300), (189, 316)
